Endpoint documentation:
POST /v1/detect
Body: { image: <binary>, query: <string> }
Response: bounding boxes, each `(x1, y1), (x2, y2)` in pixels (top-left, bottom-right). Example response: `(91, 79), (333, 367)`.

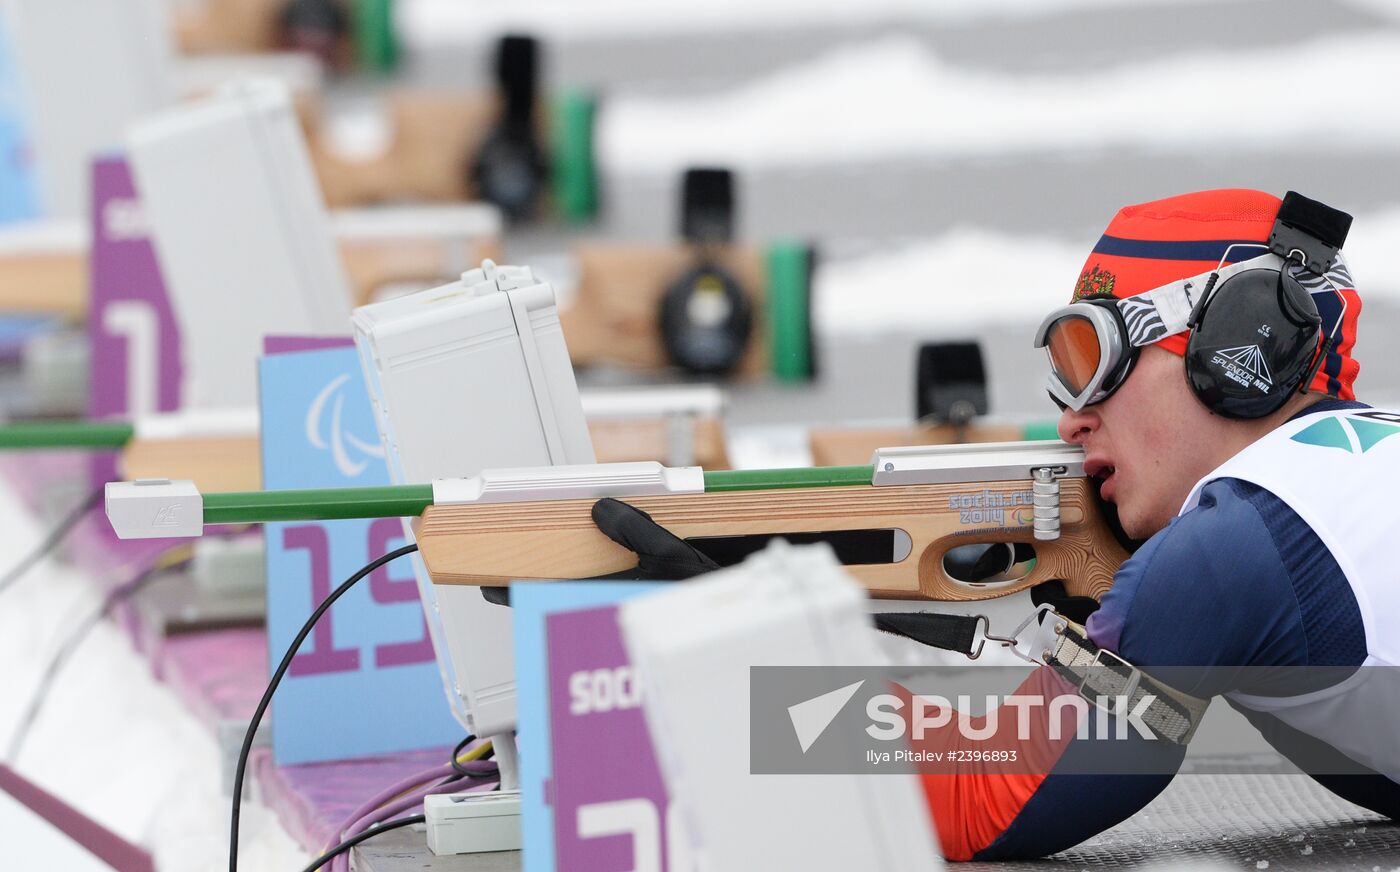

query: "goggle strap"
(1116, 252), (1283, 348)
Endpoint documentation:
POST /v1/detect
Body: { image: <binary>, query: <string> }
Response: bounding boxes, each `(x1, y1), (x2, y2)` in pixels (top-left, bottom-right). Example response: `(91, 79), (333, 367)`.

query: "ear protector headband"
(1184, 192), (1352, 418)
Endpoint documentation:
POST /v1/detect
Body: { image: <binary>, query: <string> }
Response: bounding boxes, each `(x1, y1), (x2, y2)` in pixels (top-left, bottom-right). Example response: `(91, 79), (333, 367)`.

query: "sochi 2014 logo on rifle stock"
(1292, 412), (1400, 455)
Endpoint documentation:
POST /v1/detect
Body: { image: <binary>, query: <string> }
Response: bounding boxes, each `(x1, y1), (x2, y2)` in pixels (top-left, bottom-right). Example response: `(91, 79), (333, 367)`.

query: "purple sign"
(87, 156), (182, 487)
(546, 605), (692, 871)
(263, 335), (354, 356)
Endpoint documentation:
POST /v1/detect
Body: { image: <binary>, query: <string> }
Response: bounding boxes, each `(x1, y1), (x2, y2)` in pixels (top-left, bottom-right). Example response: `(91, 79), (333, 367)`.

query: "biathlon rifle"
(104, 440), (1126, 602)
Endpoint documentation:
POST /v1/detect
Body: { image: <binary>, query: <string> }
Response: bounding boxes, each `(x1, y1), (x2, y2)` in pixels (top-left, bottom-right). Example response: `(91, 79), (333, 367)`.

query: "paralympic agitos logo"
(1291, 412), (1400, 455)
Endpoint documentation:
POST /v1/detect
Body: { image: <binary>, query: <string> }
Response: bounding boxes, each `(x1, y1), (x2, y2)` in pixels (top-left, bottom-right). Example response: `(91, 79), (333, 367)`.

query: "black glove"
(587, 498), (721, 580)
(1029, 578), (1101, 625)
(482, 498), (720, 606)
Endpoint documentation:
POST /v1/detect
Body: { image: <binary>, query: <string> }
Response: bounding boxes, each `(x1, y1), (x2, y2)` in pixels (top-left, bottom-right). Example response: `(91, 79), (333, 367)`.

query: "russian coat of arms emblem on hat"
(1073, 265), (1116, 301)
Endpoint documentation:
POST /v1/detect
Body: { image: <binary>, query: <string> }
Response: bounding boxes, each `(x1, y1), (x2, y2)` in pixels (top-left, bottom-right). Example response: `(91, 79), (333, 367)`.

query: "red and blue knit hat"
(1071, 189), (1361, 399)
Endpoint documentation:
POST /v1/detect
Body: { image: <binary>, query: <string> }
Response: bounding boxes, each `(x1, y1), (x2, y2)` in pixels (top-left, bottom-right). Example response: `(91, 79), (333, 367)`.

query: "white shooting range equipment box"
(7, 0), (173, 217)
(619, 542), (944, 871)
(128, 78), (353, 410)
(353, 261), (594, 739)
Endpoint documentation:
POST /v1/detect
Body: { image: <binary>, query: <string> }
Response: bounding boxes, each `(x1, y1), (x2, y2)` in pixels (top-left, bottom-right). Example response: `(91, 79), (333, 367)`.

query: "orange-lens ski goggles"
(1033, 299), (1137, 411)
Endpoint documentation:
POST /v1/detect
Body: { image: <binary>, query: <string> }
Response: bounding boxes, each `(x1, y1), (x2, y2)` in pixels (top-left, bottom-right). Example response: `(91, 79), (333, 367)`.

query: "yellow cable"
(456, 740), (493, 764)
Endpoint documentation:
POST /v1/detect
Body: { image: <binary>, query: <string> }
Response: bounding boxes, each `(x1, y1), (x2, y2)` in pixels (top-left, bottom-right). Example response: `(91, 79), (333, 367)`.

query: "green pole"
(1020, 420), (1061, 441)
(766, 241), (814, 383)
(0, 420), (135, 449)
(353, 0), (398, 73)
(551, 89), (598, 223)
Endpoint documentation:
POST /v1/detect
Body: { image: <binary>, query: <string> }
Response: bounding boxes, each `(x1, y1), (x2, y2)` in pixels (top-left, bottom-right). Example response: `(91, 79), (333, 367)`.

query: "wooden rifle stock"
(417, 476), (1126, 602)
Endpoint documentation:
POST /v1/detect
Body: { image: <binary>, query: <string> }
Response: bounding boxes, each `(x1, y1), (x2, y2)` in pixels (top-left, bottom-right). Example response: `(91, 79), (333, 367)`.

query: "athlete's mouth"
(1084, 458), (1116, 481)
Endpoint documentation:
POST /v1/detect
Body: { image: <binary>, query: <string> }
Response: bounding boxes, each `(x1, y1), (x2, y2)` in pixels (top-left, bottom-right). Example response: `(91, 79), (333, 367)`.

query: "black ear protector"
(916, 342), (988, 429)
(470, 35), (549, 222)
(279, 0), (349, 65)
(1183, 267), (1321, 418)
(659, 169), (754, 375)
(1183, 192), (1352, 419)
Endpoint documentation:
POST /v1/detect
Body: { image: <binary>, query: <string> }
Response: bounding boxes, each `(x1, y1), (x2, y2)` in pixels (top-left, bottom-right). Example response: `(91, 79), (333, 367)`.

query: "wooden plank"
(173, 0), (282, 54)
(0, 236), (502, 317)
(308, 91), (501, 208)
(0, 250), (86, 319)
(588, 415), (729, 469)
(120, 436), (263, 492)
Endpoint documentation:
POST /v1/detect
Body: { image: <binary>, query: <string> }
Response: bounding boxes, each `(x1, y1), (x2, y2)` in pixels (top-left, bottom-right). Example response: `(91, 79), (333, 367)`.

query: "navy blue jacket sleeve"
(972, 475), (1378, 860)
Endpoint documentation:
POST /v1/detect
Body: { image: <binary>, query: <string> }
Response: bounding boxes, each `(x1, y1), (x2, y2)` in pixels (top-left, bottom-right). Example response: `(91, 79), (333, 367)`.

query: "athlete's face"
(1055, 345), (1243, 539)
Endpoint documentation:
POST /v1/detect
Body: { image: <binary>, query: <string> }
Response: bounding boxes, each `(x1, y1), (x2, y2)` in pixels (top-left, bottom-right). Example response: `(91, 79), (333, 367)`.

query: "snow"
(813, 208), (1400, 338)
(814, 228), (1085, 336)
(0, 487), (307, 871)
(399, 0), (1241, 43)
(1336, 0), (1400, 24)
(597, 33), (1400, 173)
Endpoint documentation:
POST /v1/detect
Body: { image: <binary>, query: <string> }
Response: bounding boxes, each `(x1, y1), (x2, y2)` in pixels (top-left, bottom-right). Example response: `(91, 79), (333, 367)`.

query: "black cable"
(294, 814), (426, 872)
(229, 543), (418, 872)
(0, 487), (102, 598)
(450, 734), (475, 775)
(4, 553), (190, 763)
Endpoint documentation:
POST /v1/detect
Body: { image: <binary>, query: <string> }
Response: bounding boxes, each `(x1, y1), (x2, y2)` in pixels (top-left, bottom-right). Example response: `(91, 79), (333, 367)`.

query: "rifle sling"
(876, 611), (1210, 746)
(873, 612), (982, 659)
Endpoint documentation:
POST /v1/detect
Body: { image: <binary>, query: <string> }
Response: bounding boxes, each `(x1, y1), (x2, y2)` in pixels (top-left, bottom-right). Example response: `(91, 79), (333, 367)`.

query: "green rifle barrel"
(702, 465), (873, 492)
(195, 466), (876, 525)
(0, 420), (135, 449)
(203, 485), (435, 526)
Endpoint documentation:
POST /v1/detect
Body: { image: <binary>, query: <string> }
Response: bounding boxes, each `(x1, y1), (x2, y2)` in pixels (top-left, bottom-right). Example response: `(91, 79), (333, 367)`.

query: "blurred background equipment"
(916, 341), (987, 431)
(561, 167), (816, 382)
(658, 168), (754, 376)
(808, 342), (1038, 467)
(470, 35), (550, 223)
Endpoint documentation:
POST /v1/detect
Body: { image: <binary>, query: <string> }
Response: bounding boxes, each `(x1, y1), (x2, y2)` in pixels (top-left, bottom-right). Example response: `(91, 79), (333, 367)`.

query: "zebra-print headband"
(1118, 252), (1353, 347)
